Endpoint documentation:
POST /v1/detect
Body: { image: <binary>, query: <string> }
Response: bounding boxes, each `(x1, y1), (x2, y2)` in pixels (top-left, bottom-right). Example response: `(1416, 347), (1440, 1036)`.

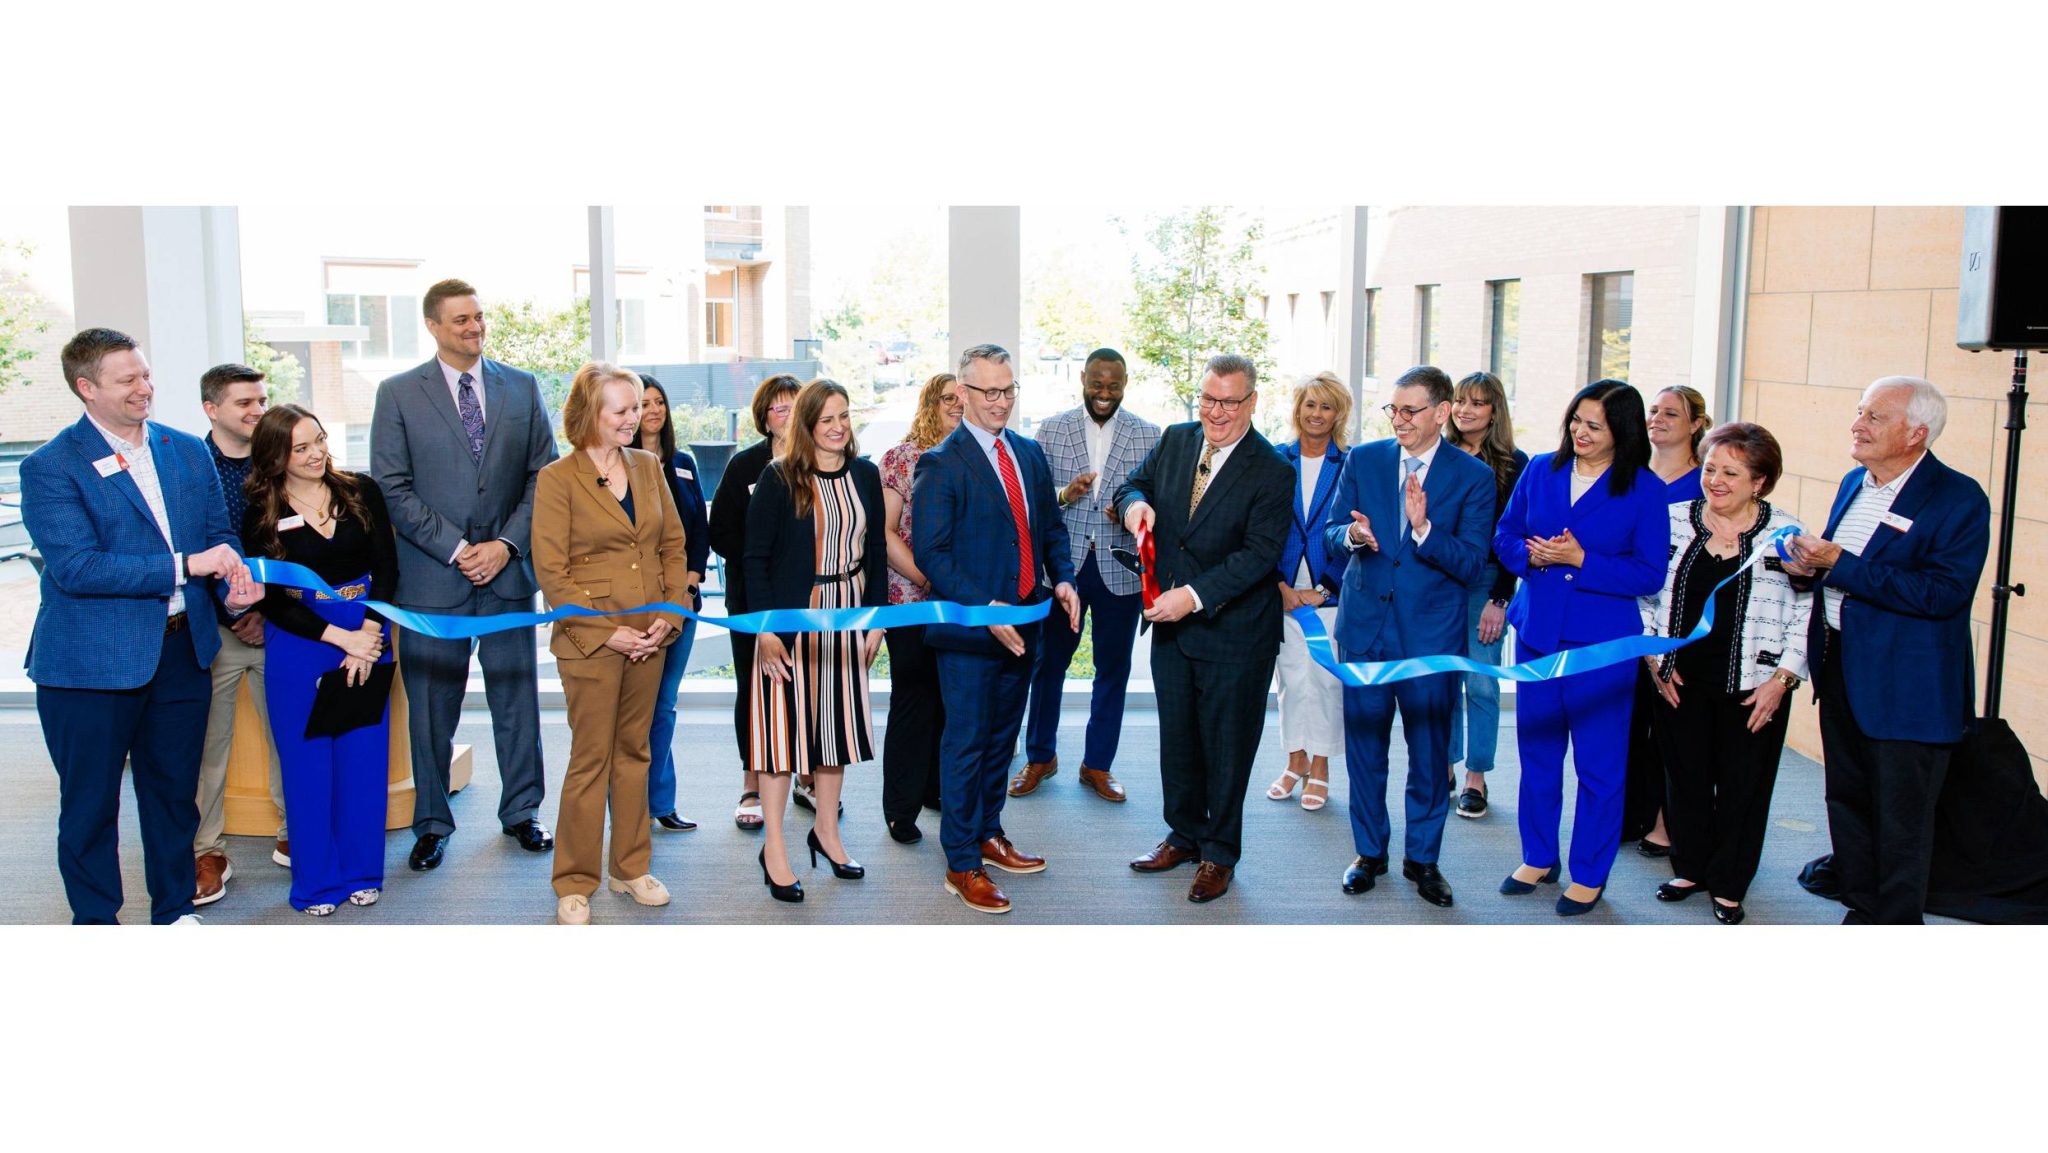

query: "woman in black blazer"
(706, 373), (802, 829)
(741, 379), (889, 902)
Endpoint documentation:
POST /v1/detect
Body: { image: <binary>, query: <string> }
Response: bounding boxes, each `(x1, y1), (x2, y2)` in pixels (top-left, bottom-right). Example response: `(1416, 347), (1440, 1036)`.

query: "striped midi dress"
(748, 466), (877, 774)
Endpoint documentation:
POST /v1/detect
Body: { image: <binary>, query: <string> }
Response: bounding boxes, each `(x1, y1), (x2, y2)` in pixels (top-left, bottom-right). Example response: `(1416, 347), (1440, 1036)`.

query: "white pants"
(1276, 607), (1343, 759)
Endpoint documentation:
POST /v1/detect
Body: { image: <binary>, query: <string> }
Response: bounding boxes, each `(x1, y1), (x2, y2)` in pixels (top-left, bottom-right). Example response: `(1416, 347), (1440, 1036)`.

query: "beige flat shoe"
(557, 894), (591, 925)
(607, 874), (671, 907)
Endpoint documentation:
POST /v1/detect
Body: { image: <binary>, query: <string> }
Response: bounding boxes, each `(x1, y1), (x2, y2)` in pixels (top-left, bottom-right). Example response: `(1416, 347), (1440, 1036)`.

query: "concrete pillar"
(588, 206), (616, 363)
(67, 207), (244, 437)
(948, 206), (1021, 367)
(1335, 206), (1371, 441)
(1692, 206), (1748, 424)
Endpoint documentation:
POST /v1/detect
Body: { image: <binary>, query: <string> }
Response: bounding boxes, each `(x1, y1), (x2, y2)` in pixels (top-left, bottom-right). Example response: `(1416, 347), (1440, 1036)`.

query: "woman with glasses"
(708, 374), (803, 830)
(877, 373), (963, 843)
(743, 379), (889, 902)
(636, 374), (711, 834)
(1627, 384), (1714, 856)
(1265, 371), (1350, 812)
(1442, 371), (1528, 819)
(1493, 380), (1668, 916)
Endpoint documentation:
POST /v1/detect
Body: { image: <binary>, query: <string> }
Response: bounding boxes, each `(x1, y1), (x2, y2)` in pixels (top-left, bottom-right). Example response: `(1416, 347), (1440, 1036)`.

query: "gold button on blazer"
(532, 447), (692, 661)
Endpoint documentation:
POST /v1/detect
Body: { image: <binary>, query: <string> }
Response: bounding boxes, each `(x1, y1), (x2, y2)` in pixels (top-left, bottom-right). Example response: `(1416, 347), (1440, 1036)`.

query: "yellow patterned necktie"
(1188, 442), (1219, 517)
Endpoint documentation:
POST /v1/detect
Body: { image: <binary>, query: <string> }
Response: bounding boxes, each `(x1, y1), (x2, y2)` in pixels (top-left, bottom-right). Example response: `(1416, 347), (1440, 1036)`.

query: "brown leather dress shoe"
(945, 868), (1012, 914)
(979, 835), (1047, 874)
(1008, 756), (1058, 797)
(193, 853), (231, 906)
(1077, 765), (1127, 802)
(1129, 839), (1200, 872)
(1188, 861), (1234, 903)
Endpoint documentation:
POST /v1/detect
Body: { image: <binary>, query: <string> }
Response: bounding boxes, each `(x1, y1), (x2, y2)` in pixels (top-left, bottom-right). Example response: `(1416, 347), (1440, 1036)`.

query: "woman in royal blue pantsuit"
(1493, 380), (1669, 916)
(243, 405), (398, 916)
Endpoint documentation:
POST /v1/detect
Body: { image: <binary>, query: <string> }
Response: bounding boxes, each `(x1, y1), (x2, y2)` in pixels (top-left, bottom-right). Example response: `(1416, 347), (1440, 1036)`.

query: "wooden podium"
(222, 658), (472, 834)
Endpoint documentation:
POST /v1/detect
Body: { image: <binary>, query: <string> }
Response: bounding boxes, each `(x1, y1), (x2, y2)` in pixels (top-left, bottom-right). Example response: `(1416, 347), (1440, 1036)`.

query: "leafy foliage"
(243, 315), (305, 405)
(0, 240), (51, 394)
(1122, 208), (1273, 418)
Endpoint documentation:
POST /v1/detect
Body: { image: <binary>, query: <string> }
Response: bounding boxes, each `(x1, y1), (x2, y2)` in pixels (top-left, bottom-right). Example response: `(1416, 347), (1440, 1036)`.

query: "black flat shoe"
(1656, 880), (1700, 902)
(1454, 787), (1488, 819)
(503, 818), (554, 852)
(807, 828), (865, 879)
(408, 833), (446, 872)
(654, 812), (698, 832)
(1712, 900), (1746, 925)
(1636, 838), (1672, 859)
(886, 819), (923, 844)
(759, 847), (803, 903)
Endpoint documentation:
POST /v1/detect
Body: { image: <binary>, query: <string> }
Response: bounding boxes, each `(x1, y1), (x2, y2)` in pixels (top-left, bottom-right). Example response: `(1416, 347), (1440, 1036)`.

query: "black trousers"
(1153, 641), (1277, 870)
(731, 622), (756, 777)
(1650, 680), (1790, 902)
(1621, 666), (1667, 842)
(881, 624), (945, 824)
(1817, 632), (1952, 924)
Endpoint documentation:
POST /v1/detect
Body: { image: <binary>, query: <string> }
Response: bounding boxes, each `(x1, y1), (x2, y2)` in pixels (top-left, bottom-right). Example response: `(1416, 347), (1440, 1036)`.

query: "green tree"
(1122, 208), (1272, 418)
(1600, 326), (1632, 382)
(1, 240), (51, 395)
(243, 316), (305, 406)
(485, 297), (593, 419)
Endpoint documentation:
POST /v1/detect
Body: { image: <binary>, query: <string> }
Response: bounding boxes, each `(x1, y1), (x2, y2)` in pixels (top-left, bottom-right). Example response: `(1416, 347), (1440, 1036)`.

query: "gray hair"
(1869, 375), (1947, 445)
(1205, 353), (1257, 392)
(958, 343), (1013, 381)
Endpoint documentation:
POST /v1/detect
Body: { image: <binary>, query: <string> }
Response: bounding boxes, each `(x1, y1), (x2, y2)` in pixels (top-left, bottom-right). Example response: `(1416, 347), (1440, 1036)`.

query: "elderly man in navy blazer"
(1321, 366), (1494, 907)
(1014, 347), (1160, 803)
(1784, 376), (1990, 925)
(23, 328), (264, 924)
(372, 279), (561, 872)
(912, 344), (1080, 914)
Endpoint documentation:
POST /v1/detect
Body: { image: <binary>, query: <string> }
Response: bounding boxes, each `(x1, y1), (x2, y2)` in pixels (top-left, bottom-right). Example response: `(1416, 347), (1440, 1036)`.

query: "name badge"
(93, 453), (127, 477)
(675, 467), (694, 481)
(278, 514), (307, 531)
(1879, 512), (1914, 533)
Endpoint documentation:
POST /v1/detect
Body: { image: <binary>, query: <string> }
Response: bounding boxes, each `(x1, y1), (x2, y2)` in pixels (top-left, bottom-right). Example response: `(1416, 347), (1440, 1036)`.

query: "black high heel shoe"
(758, 847), (804, 903)
(807, 828), (865, 879)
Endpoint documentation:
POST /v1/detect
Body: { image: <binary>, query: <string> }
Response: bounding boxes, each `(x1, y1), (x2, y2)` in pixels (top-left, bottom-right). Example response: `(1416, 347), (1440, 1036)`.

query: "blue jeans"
(1447, 578), (1505, 774)
(645, 617), (700, 817)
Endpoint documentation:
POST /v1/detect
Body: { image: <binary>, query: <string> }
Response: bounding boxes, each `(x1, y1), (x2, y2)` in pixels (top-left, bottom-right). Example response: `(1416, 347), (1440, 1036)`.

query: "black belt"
(813, 559), (864, 585)
(165, 612), (188, 635)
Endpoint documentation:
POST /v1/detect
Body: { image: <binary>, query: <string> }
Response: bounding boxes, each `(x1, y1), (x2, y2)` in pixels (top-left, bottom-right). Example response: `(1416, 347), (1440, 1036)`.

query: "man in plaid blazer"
(1013, 348), (1161, 804)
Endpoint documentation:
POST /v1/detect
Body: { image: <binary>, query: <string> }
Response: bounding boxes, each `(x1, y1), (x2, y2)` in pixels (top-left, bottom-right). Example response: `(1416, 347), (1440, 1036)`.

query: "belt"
(165, 612), (188, 635)
(813, 559), (864, 585)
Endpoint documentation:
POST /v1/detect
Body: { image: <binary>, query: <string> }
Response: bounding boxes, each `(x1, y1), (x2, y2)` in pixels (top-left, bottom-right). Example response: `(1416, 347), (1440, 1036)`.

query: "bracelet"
(1774, 670), (1801, 689)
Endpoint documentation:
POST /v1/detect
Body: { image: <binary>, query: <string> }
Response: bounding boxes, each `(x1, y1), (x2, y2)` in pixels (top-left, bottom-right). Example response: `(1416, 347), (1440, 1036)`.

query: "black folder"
(304, 662), (396, 739)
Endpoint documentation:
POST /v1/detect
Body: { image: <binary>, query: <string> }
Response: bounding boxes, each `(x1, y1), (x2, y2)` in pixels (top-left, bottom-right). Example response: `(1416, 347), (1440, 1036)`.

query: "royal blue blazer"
(1320, 440), (1494, 657)
(22, 415), (242, 689)
(1807, 452), (1989, 744)
(1277, 438), (1346, 602)
(911, 422), (1075, 655)
(1493, 453), (1669, 651)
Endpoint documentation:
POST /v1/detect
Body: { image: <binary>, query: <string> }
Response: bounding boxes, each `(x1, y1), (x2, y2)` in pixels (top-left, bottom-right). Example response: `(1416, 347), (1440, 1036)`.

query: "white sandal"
(1266, 767), (1304, 801)
(734, 791), (764, 831)
(1300, 773), (1331, 812)
(348, 888), (380, 907)
(304, 903), (337, 917)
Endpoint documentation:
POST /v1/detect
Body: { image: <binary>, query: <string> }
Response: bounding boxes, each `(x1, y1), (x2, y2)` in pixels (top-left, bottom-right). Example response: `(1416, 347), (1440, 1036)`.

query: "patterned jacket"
(1035, 405), (1160, 597)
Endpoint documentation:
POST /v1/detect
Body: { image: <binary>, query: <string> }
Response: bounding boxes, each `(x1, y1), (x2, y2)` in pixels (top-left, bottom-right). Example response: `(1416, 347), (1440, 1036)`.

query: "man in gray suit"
(372, 278), (560, 871)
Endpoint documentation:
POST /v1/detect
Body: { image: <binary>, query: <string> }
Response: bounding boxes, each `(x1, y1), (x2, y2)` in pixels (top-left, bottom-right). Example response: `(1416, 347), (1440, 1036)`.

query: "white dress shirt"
(1824, 451), (1927, 631)
(962, 419), (1031, 527)
(1083, 412), (1113, 497)
(1343, 438), (1439, 552)
(440, 357), (487, 423)
(86, 413), (185, 616)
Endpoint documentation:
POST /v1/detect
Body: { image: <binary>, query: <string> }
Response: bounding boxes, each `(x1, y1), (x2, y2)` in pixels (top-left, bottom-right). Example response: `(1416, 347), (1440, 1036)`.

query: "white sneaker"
(606, 874), (672, 907)
(170, 914), (203, 926)
(271, 839), (291, 868)
(347, 888), (380, 907)
(557, 894), (591, 925)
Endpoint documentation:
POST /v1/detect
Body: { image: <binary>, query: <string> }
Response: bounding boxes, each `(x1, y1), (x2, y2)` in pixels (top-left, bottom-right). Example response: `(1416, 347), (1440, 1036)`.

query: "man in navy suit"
(1785, 376), (1990, 925)
(1320, 366), (1493, 907)
(912, 344), (1080, 914)
(23, 328), (265, 924)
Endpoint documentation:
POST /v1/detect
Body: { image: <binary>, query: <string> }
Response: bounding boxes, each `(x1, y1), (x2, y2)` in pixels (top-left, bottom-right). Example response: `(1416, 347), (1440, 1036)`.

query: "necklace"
(589, 449), (625, 489)
(284, 486), (334, 526)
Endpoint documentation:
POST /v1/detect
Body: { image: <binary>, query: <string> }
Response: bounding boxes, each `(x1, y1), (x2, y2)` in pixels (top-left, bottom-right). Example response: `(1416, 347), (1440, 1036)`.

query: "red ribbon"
(1134, 523), (1160, 610)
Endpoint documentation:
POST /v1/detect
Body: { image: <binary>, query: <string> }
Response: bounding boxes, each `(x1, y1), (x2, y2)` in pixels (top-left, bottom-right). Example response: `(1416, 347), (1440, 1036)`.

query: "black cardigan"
(243, 474), (401, 642)
(741, 457), (889, 644)
(707, 438), (773, 613)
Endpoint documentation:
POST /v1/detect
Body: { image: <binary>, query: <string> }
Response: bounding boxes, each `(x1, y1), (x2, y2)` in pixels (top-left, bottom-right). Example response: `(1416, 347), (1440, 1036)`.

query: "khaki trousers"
(196, 624), (286, 855)
(552, 651), (660, 898)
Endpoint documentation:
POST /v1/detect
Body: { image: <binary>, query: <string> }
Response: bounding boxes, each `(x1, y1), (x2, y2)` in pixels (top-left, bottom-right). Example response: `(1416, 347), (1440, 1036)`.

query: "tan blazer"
(532, 447), (692, 661)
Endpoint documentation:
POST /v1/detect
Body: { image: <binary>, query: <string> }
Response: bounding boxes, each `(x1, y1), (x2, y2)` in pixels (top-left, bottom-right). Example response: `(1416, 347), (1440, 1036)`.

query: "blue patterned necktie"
(1401, 455), (1423, 491)
(457, 372), (485, 462)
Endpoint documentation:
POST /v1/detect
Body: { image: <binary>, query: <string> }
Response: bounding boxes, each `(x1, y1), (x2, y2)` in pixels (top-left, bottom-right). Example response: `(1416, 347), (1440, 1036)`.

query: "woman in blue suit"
(1494, 380), (1669, 915)
(637, 376), (712, 832)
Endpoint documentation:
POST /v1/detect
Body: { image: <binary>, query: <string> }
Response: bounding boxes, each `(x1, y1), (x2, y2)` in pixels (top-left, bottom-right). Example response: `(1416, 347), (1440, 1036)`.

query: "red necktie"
(993, 436), (1035, 601)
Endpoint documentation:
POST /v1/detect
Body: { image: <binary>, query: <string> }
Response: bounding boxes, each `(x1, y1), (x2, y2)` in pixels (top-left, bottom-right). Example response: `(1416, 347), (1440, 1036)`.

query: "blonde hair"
(561, 361), (644, 448)
(1657, 385), (1712, 461)
(1291, 371), (1352, 451)
(906, 373), (959, 449)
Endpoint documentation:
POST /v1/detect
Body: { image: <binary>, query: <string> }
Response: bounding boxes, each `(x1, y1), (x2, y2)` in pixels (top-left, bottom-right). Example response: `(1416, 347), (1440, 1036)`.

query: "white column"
(1691, 206), (1748, 424)
(948, 206), (1021, 367)
(588, 206), (617, 363)
(67, 206), (244, 437)
(1334, 206), (1371, 441)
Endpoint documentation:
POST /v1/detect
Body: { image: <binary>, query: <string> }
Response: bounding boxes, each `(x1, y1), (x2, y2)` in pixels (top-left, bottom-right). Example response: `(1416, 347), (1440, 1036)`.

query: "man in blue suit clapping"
(1321, 366), (1494, 907)
(23, 329), (266, 925)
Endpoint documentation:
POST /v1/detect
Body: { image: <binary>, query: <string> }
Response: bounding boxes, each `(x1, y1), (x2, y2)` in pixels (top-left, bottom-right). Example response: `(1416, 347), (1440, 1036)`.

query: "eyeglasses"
(768, 404), (793, 416)
(1381, 403), (1434, 422)
(960, 382), (1020, 401)
(1198, 393), (1250, 413)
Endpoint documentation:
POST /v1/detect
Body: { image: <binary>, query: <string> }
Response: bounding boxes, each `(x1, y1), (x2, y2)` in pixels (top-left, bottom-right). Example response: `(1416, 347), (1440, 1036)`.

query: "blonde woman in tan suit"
(532, 363), (693, 925)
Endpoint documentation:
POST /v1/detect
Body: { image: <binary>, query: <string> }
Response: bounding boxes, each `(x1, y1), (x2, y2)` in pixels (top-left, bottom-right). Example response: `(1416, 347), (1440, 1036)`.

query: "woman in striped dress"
(742, 379), (889, 902)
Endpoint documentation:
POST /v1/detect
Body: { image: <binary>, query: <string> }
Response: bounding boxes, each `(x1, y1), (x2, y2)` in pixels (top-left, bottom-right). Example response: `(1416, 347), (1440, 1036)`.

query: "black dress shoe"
(1342, 855), (1389, 895)
(1636, 838), (1672, 858)
(408, 833), (446, 872)
(1656, 880), (1701, 902)
(1712, 900), (1746, 925)
(503, 818), (554, 852)
(1403, 859), (1455, 907)
(1455, 788), (1488, 819)
(806, 828), (865, 879)
(886, 819), (923, 844)
(654, 813), (698, 832)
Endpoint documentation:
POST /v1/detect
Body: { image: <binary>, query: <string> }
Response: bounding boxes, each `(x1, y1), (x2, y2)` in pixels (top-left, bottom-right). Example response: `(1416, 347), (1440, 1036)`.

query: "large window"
(1588, 271), (1633, 382)
(704, 268), (736, 351)
(1488, 278), (1521, 393)
(323, 262), (421, 363)
(1416, 284), (1438, 366)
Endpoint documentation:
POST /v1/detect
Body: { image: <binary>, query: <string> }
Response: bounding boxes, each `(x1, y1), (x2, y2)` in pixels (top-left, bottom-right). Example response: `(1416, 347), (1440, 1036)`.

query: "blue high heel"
(1498, 864), (1560, 895)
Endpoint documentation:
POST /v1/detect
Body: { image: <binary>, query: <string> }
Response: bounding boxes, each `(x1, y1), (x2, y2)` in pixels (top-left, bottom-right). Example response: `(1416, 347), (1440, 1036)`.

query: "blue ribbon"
(243, 558), (1050, 641)
(1292, 526), (1801, 687)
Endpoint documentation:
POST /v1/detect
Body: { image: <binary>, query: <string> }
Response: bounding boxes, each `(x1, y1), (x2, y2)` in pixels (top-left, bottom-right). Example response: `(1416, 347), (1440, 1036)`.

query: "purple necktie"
(457, 372), (485, 462)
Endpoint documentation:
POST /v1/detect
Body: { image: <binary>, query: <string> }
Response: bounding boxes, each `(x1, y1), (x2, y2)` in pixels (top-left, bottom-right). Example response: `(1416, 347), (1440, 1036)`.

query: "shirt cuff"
(173, 552), (186, 587)
(1411, 521), (1431, 547)
(448, 539), (470, 565)
(1345, 530), (1367, 552)
(1186, 586), (1204, 613)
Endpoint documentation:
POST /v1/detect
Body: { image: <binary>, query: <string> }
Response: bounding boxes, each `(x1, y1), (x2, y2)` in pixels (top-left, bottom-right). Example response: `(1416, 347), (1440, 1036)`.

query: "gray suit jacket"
(371, 356), (560, 609)
(1035, 405), (1160, 597)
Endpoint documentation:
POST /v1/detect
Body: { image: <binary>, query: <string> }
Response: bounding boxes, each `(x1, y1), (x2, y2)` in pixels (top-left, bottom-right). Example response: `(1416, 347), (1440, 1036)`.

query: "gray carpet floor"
(0, 696), (1877, 926)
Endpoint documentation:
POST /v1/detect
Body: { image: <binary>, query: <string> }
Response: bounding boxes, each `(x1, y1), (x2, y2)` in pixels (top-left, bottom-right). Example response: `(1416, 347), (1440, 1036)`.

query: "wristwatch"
(1774, 670), (1802, 689)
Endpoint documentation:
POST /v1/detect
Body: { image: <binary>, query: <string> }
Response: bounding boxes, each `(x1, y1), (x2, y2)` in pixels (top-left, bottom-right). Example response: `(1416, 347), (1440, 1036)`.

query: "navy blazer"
(741, 457), (890, 646)
(1277, 438), (1346, 601)
(664, 448), (712, 578)
(912, 421), (1075, 655)
(1493, 453), (1669, 651)
(22, 415), (241, 689)
(1321, 440), (1494, 657)
(1808, 452), (1989, 744)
